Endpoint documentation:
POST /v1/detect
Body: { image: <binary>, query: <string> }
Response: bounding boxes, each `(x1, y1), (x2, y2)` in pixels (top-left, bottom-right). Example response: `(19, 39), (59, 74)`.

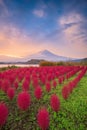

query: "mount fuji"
(25, 50), (74, 61)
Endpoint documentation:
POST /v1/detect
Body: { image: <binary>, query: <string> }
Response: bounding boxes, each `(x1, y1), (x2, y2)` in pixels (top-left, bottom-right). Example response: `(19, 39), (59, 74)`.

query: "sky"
(0, 0), (87, 58)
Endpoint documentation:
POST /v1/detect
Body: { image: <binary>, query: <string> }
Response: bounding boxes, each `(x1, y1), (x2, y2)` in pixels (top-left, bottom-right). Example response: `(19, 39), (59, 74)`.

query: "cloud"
(59, 13), (86, 41)
(33, 9), (45, 17)
(57, 12), (87, 58)
(59, 13), (82, 25)
(44, 12), (87, 58)
(45, 13), (83, 42)
(0, 23), (47, 57)
(0, 24), (35, 56)
(0, 0), (9, 17)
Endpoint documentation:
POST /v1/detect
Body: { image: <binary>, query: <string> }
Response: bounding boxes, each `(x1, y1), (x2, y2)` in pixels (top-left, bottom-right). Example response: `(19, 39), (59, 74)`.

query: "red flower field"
(0, 66), (87, 129)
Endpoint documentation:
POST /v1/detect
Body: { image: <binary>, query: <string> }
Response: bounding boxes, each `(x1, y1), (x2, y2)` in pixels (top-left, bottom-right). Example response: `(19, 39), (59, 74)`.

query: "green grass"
(0, 73), (87, 130)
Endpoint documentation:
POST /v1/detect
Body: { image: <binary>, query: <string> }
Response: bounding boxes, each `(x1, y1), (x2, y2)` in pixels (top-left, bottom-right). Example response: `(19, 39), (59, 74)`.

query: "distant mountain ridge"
(82, 58), (87, 62)
(72, 58), (87, 62)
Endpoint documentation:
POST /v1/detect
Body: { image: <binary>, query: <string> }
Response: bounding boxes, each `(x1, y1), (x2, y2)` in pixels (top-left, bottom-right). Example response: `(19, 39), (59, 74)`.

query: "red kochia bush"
(14, 81), (18, 89)
(62, 86), (69, 100)
(37, 108), (49, 130)
(53, 80), (57, 88)
(50, 94), (60, 112)
(1, 80), (10, 93)
(0, 102), (9, 126)
(32, 78), (39, 88)
(34, 86), (42, 100)
(7, 87), (15, 100)
(17, 91), (31, 111)
(46, 82), (51, 92)
(22, 80), (29, 91)
(58, 77), (63, 84)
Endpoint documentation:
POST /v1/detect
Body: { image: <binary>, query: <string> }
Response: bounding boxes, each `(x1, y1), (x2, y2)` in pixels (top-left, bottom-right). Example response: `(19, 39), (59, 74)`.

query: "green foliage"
(0, 65), (18, 72)
(8, 65), (18, 69)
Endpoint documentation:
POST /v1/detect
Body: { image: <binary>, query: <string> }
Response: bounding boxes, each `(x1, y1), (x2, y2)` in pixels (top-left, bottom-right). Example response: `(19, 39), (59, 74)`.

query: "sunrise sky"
(0, 0), (87, 59)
